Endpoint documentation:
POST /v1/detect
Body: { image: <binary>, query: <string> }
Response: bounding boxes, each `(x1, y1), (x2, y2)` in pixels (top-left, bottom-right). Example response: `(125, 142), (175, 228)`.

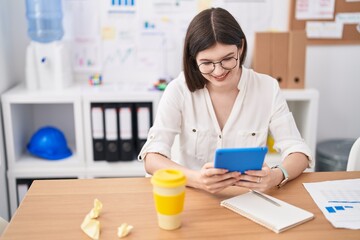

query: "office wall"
(2, 2), (360, 154)
(6, 0), (28, 87)
(57, 0), (290, 85)
(306, 45), (360, 142)
(0, 0), (15, 221)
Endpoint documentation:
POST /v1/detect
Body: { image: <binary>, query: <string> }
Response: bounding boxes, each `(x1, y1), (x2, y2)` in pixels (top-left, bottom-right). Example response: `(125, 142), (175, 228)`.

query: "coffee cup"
(151, 169), (186, 230)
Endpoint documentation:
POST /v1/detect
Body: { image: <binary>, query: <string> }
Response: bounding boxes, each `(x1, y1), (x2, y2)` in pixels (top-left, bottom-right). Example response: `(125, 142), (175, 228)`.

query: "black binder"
(118, 103), (136, 160)
(104, 103), (119, 162)
(91, 103), (106, 161)
(134, 102), (153, 154)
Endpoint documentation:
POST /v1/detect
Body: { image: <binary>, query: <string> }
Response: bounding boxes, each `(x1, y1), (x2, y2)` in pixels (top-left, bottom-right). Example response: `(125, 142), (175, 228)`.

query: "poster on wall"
(62, 0), (281, 86)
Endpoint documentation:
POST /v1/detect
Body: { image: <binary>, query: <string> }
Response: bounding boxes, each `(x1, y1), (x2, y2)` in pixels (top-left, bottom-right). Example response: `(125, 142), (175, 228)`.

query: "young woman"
(138, 8), (312, 193)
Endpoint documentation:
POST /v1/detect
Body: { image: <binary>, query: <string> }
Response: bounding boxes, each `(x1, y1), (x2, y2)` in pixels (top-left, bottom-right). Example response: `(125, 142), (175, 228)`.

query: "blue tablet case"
(214, 147), (268, 173)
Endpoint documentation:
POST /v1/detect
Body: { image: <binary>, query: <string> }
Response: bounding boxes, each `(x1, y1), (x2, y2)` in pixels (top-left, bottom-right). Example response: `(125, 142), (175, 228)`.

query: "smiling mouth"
(211, 71), (229, 80)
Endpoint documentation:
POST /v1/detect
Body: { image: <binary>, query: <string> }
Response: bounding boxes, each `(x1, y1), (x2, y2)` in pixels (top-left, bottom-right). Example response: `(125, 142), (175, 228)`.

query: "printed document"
(303, 178), (360, 229)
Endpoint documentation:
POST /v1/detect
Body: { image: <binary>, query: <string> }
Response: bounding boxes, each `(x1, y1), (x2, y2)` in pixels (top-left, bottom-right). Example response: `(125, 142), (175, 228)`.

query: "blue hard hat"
(27, 126), (72, 160)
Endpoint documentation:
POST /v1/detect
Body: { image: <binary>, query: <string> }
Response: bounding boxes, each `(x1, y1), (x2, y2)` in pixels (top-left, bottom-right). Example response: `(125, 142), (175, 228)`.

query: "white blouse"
(138, 67), (313, 170)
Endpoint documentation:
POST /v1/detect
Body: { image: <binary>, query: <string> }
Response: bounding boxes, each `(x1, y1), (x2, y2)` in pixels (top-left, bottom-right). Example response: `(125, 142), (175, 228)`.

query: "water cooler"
(25, 0), (73, 90)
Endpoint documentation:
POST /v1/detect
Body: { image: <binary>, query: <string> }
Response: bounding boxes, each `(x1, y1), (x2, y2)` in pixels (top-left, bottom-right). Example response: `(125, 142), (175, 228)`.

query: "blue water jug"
(26, 0), (64, 43)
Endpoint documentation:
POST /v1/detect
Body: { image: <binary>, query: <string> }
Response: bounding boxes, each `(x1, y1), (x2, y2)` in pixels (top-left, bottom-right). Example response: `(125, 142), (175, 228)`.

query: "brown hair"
(183, 8), (247, 92)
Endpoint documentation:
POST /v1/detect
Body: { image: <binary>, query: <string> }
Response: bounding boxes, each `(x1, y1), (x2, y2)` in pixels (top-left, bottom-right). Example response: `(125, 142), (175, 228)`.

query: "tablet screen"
(214, 147), (268, 173)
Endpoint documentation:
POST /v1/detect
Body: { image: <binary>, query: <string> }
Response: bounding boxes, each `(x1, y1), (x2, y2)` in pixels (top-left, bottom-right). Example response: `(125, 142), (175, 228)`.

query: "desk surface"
(2, 171), (360, 240)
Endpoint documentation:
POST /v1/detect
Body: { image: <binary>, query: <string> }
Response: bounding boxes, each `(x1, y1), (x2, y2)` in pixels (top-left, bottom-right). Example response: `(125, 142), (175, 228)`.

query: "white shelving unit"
(1, 83), (162, 215)
(1, 84), (318, 216)
(7, 168), (85, 215)
(2, 84), (85, 215)
(2, 85), (84, 170)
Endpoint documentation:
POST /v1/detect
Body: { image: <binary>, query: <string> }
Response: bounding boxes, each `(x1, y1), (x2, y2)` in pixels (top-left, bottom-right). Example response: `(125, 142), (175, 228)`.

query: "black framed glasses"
(197, 52), (239, 74)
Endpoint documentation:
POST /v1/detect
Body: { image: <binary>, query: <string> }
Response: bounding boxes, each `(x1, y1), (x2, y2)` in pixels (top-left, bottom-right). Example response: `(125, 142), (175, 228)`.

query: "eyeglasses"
(197, 52), (239, 74)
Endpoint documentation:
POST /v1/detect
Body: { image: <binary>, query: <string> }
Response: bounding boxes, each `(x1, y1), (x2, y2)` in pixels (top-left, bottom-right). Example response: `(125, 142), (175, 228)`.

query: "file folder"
(287, 31), (306, 89)
(271, 32), (288, 89)
(134, 102), (153, 154)
(118, 103), (135, 160)
(91, 103), (106, 161)
(104, 103), (119, 162)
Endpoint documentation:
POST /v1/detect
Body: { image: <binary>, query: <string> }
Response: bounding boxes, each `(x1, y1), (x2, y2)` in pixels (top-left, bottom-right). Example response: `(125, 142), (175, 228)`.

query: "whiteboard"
(62, 0), (289, 86)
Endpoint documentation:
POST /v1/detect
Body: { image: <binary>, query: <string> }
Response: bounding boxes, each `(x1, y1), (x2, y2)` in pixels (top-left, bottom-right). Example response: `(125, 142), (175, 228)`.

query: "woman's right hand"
(198, 162), (241, 193)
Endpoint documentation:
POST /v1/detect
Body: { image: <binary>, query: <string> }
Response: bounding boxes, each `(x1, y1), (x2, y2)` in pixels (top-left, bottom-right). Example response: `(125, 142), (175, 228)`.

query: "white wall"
(306, 45), (360, 142)
(0, 0), (17, 221)
(8, 0), (28, 86)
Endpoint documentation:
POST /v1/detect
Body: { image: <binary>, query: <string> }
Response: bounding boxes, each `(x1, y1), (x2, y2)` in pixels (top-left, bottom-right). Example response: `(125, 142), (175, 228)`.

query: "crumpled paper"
(81, 199), (103, 240)
(80, 199), (133, 239)
(117, 223), (134, 238)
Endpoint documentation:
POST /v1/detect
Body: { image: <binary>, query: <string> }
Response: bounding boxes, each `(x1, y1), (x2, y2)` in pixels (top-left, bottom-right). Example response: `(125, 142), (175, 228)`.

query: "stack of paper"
(303, 178), (360, 230)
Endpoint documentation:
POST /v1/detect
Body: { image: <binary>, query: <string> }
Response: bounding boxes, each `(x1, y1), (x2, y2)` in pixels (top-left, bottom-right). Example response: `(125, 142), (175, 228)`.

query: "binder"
(91, 103), (106, 161)
(134, 102), (153, 154)
(253, 31), (306, 89)
(254, 32), (288, 88)
(287, 31), (306, 89)
(104, 103), (119, 162)
(271, 32), (289, 89)
(118, 103), (135, 161)
(253, 32), (271, 76)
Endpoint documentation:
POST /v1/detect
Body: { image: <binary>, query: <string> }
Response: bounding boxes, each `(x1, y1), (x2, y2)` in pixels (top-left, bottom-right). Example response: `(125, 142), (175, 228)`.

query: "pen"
(250, 190), (281, 207)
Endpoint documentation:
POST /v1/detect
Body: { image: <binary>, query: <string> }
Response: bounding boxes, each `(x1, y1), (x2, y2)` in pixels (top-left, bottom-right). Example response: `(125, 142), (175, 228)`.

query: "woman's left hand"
(233, 164), (275, 192)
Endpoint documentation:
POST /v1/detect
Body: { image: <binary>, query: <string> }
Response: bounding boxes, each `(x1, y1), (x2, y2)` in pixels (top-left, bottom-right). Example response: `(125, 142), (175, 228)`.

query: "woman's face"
(196, 43), (241, 90)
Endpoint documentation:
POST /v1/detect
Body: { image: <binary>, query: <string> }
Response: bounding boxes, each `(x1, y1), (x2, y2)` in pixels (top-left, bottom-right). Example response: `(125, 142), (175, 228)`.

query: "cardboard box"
(252, 31), (306, 89)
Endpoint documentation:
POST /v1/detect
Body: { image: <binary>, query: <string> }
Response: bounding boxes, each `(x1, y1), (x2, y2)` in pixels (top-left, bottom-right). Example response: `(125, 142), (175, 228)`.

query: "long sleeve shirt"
(138, 67), (313, 170)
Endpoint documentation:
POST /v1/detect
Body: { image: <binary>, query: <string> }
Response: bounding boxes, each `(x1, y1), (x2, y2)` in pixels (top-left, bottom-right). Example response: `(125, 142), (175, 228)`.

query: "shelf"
(281, 88), (319, 100)
(7, 169), (85, 216)
(7, 166), (86, 178)
(2, 86), (84, 170)
(1, 83), (82, 103)
(86, 160), (146, 178)
(13, 149), (83, 171)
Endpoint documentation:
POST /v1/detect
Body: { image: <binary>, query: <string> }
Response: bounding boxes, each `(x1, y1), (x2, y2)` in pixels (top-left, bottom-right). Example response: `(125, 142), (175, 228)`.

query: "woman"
(138, 8), (312, 193)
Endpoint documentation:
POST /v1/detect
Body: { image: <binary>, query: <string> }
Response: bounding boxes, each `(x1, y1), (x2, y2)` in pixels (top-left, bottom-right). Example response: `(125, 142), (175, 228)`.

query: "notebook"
(220, 190), (314, 233)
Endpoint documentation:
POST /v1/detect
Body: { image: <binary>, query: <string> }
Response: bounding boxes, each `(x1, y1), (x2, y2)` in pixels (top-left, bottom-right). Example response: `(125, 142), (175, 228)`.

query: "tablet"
(214, 147), (268, 173)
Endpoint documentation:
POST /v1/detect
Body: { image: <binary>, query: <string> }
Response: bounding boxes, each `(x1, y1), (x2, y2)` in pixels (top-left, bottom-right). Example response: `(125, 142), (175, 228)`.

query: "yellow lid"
(151, 169), (186, 188)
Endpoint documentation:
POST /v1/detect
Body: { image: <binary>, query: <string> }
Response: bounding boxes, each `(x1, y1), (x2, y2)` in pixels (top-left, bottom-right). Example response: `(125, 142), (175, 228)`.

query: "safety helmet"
(27, 126), (72, 160)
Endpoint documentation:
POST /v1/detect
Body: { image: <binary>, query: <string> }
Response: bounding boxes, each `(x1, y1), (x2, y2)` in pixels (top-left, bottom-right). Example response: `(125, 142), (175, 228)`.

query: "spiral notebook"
(220, 190), (314, 233)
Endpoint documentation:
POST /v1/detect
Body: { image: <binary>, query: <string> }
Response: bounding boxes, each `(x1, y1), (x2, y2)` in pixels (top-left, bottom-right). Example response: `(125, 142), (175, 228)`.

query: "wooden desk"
(2, 171), (359, 239)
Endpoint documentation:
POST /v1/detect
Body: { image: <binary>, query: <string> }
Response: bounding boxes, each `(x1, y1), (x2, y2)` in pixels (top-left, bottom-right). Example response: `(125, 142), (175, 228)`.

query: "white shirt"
(139, 67), (313, 170)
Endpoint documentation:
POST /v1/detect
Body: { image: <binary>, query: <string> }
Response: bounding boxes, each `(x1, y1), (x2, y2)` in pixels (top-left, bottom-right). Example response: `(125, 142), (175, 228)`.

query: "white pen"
(250, 190), (281, 207)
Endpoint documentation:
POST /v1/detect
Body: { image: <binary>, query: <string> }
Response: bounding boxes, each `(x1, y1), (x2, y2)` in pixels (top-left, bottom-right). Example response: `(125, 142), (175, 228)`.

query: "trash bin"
(315, 139), (356, 171)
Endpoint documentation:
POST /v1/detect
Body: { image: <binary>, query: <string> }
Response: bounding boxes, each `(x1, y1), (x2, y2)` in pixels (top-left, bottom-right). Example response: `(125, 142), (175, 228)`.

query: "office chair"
(346, 137), (360, 171)
(0, 216), (8, 236)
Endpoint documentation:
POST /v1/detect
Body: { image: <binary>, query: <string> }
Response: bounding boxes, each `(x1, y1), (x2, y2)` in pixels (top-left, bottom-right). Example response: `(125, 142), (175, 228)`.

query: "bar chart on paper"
(303, 178), (360, 230)
(109, 0), (136, 13)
